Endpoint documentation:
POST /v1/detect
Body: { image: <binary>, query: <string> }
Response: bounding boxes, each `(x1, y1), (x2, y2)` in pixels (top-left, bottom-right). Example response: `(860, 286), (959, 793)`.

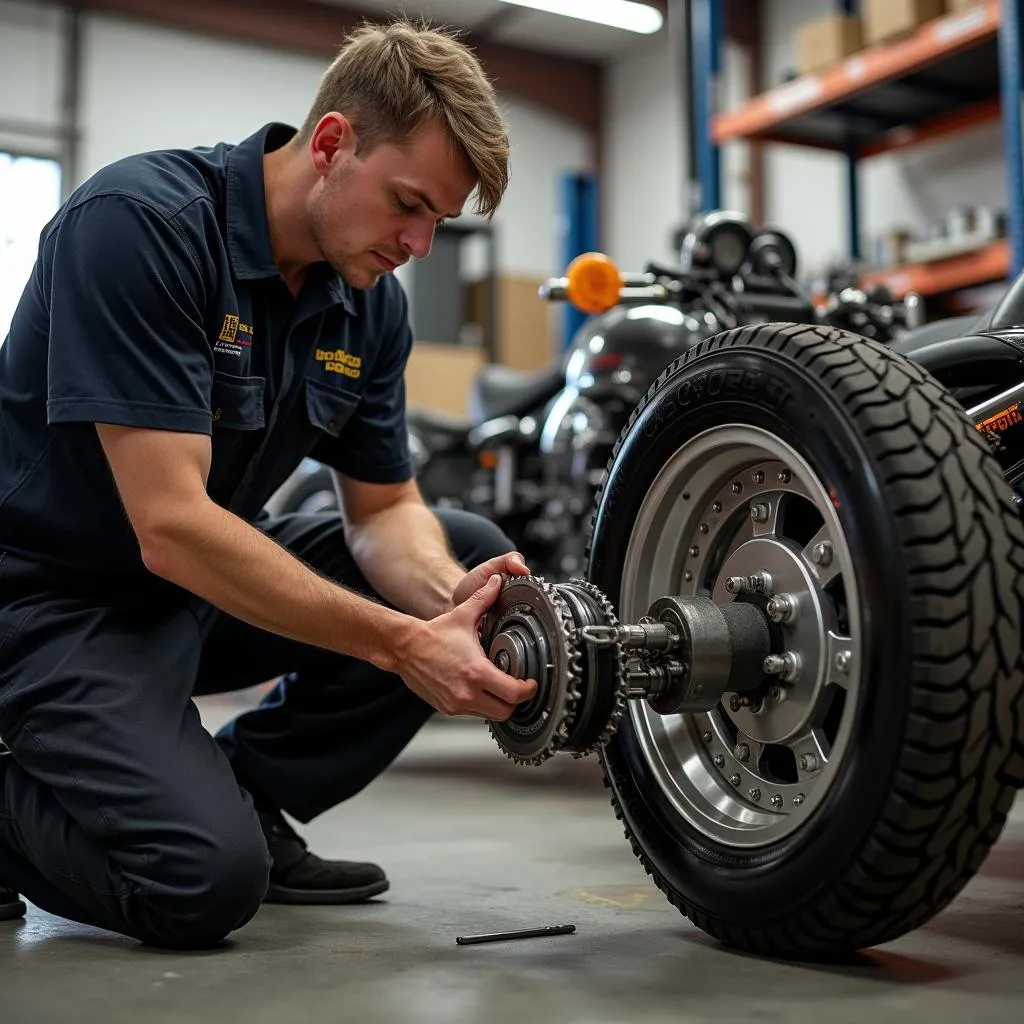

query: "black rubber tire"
(587, 322), (1024, 959)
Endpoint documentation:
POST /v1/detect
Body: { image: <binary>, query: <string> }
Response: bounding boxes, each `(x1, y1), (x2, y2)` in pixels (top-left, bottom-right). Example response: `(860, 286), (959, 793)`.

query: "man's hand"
(449, 551), (531, 611)
(400, 574), (538, 720)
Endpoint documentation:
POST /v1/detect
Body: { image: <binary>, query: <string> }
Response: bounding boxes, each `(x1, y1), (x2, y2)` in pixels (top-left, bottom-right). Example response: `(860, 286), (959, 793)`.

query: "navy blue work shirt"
(0, 123), (414, 586)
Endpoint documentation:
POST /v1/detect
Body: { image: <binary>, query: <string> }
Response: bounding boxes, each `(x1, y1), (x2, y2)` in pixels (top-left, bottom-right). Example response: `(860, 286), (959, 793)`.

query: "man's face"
(309, 118), (478, 290)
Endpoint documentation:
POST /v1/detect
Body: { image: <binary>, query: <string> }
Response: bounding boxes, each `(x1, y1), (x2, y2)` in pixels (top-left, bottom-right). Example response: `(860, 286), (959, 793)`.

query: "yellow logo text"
(316, 348), (362, 379)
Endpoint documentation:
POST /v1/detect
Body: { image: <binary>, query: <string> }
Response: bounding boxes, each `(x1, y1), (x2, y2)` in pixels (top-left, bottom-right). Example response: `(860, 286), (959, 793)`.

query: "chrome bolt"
(812, 541), (834, 567)
(749, 788), (762, 802)
(770, 794), (783, 809)
(747, 571), (774, 596)
(712, 501), (723, 513)
(729, 774), (741, 786)
(766, 593), (798, 623)
(793, 793), (805, 806)
(763, 654), (786, 675)
(734, 743), (750, 762)
(731, 482), (743, 494)
(834, 650), (852, 674)
(798, 753), (819, 773)
(725, 576), (747, 595)
(689, 545), (700, 557)
(713, 755), (725, 769)
(750, 502), (771, 524)
(699, 523), (709, 534)
(778, 469), (791, 483)
(702, 730), (713, 743)
(684, 570), (693, 582)
(753, 471), (765, 484)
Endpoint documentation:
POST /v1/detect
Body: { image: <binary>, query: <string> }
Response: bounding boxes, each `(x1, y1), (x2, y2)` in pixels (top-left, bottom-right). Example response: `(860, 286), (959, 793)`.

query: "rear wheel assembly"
(480, 322), (1024, 959)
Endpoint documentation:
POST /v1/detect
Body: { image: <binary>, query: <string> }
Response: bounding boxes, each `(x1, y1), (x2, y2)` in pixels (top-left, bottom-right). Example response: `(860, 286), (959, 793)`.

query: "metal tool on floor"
(455, 923), (576, 945)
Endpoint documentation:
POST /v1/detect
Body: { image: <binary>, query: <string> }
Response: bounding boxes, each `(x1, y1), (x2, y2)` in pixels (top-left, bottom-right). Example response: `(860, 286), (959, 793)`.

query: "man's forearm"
(142, 499), (416, 672)
(343, 498), (466, 620)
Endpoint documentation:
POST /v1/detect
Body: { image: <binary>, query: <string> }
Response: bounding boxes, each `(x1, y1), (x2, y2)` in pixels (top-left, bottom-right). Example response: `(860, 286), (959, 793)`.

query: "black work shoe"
(257, 808), (389, 905)
(0, 888), (26, 922)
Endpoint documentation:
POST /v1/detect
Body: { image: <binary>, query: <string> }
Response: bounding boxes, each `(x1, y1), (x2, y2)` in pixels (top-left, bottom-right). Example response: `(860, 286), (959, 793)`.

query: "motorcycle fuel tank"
(563, 303), (711, 398)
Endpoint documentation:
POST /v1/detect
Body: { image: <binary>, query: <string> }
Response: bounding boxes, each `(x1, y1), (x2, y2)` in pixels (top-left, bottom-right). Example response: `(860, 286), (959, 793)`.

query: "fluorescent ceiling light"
(497, 0), (664, 35)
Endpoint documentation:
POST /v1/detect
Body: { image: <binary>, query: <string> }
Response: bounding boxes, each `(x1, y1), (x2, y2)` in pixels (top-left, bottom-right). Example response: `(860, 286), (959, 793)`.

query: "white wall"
(0, 0), (65, 159)
(602, 29), (687, 271)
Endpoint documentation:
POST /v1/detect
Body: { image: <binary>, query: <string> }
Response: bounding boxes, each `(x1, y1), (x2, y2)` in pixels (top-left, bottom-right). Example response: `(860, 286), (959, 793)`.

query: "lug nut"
(763, 654), (786, 675)
(495, 650), (511, 673)
(834, 650), (852, 674)
(778, 470), (791, 483)
(702, 730), (713, 743)
(734, 743), (750, 762)
(750, 502), (771, 524)
(770, 794), (783, 809)
(766, 593), (798, 623)
(729, 774), (741, 786)
(793, 793), (805, 806)
(729, 695), (743, 713)
(731, 482), (743, 494)
(725, 576), (747, 595)
(811, 541), (834, 567)
(798, 753), (819, 773)
(749, 788), (762, 802)
(713, 755), (725, 768)
(752, 471), (765, 484)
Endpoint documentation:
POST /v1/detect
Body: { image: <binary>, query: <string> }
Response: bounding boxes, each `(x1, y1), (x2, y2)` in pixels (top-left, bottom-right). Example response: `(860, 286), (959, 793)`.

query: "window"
(0, 153), (62, 341)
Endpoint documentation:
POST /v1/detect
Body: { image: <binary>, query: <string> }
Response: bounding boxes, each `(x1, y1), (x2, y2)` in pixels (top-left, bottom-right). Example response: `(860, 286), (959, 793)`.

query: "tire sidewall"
(590, 343), (913, 923)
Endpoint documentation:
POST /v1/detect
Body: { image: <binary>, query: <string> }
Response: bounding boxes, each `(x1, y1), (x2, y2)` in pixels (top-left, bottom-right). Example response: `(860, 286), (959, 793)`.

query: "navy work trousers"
(0, 509), (513, 949)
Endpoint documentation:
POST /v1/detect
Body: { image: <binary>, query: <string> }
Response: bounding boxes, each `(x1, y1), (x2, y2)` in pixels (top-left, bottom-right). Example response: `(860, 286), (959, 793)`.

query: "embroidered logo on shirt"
(316, 347), (362, 379)
(214, 313), (253, 357)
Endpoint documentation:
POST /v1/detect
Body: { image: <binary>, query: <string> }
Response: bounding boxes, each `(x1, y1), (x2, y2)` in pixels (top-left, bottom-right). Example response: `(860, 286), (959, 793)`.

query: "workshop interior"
(4, 0), (1024, 1021)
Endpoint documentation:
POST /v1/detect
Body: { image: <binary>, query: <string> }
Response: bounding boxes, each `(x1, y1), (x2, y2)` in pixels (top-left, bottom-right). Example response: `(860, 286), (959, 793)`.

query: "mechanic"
(0, 19), (537, 949)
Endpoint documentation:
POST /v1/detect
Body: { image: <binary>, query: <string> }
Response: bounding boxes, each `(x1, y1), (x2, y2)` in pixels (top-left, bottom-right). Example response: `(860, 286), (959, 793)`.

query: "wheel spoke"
(802, 526), (841, 588)
(750, 493), (783, 538)
(826, 630), (854, 688)
(790, 729), (829, 777)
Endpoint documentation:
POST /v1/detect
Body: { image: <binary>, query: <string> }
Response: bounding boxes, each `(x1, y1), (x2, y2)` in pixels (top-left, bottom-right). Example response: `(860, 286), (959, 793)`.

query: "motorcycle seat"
(469, 362), (565, 423)
(407, 407), (470, 439)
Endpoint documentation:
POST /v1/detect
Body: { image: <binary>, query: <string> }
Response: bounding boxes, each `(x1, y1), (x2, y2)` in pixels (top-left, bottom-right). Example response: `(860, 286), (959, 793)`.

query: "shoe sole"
(263, 878), (390, 906)
(0, 899), (27, 922)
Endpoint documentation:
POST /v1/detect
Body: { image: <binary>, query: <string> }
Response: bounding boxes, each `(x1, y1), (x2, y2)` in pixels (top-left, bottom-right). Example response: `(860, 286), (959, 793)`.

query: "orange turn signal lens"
(565, 252), (622, 315)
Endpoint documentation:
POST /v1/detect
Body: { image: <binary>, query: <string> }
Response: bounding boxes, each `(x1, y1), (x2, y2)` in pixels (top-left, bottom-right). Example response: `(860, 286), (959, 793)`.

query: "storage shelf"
(713, 1), (1001, 157)
(861, 238), (1010, 297)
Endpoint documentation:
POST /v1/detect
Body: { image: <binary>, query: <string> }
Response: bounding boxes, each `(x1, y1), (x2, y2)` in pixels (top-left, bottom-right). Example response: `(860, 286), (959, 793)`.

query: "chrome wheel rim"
(620, 425), (862, 848)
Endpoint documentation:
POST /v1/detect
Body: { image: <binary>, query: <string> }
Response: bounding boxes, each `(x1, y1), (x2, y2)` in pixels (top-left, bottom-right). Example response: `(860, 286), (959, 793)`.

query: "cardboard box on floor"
(863, 0), (946, 45)
(796, 14), (863, 75)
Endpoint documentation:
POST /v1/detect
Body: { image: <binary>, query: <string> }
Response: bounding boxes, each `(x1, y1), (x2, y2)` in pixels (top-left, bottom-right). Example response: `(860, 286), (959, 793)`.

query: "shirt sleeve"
(44, 193), (214, 433)
(310, 280), (414, 484)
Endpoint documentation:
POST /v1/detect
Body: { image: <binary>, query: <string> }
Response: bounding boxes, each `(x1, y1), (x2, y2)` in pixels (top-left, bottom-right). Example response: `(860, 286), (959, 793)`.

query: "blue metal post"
(560, 171), (599, 350)
(690, 0), (723, 211)
(999, 0), (1024, 275)
(845, 144), (862, 263)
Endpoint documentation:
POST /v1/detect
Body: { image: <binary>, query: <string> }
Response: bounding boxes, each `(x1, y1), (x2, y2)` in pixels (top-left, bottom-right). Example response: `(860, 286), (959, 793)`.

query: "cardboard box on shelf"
(405, 343), (484, 418)
(945, 0), (983, 11)
(796, 14), (863, 75)
(863, 0), (946, 45)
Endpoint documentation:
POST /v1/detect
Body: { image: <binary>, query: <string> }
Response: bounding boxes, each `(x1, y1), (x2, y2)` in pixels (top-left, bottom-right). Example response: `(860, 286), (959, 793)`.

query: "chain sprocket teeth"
(486, 575), (583, 766)
(568, 578), (630, 755)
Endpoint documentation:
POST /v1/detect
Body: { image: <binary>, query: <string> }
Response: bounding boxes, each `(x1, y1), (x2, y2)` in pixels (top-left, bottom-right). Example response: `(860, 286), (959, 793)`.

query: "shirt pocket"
(211, 371), (266, 430)
(305, 376), (360, 438)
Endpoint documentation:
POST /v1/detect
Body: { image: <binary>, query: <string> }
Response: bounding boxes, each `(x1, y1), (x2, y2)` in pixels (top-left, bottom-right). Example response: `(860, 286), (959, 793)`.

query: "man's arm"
(96, 423), (536, 719)
(333, 472), (473, 620)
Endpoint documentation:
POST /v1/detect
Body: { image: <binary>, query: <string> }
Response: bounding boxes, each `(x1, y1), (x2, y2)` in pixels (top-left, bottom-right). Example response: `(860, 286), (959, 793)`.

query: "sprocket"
(479, 575), (626, 764)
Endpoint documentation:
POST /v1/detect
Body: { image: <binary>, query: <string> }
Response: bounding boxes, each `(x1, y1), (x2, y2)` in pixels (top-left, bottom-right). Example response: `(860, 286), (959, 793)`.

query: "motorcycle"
(473, 246), (1024, 960)
(269, 212), (921, 581)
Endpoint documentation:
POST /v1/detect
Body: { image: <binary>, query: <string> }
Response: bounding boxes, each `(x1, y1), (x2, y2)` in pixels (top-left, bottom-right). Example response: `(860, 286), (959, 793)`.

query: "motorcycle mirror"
(565, 252), (623, 315)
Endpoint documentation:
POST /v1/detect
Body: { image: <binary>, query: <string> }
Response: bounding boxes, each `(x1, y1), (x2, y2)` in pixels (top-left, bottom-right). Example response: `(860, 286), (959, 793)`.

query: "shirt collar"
(225, 122), (356, 317)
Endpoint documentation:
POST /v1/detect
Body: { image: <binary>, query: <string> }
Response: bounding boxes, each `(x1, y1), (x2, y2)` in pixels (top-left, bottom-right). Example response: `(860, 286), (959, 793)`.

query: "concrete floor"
(3, 692), (1024, 1024)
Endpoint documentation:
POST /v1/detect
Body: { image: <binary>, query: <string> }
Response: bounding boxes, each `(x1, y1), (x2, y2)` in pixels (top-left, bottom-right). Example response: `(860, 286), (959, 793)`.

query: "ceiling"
(313, 0), (668, 61)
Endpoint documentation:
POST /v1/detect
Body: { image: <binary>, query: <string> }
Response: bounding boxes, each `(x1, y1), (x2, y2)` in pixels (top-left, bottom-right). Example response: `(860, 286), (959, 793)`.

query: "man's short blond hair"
(297, 20), (511, 220)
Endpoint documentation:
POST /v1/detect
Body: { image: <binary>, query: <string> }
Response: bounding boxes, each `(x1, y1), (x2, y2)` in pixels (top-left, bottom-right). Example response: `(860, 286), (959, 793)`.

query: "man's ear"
(309, 113), (357, 176)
